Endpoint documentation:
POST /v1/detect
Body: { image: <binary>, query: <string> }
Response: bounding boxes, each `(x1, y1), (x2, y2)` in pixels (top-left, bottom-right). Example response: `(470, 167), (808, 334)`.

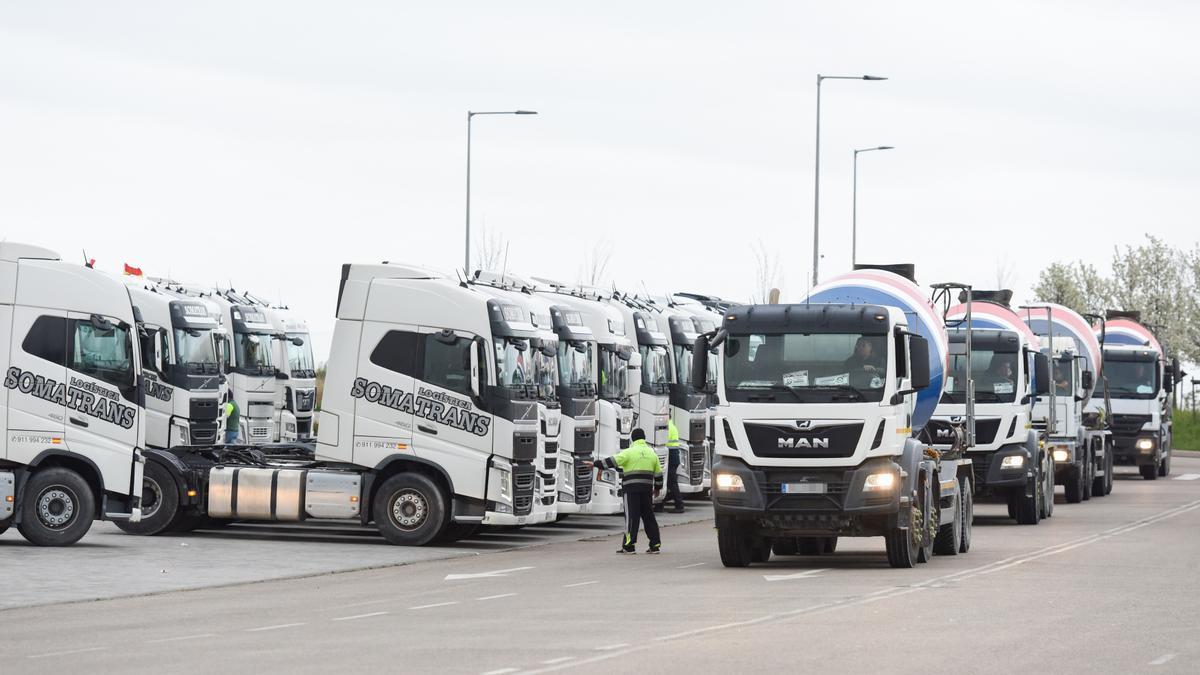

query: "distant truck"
(1091, 311), (1178, 480)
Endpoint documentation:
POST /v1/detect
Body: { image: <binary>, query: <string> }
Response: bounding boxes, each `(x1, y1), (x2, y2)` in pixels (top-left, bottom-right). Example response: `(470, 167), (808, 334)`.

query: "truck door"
(413, 327), (494, 488)
(5, 308), (68, 463)
(137, 323), (171, 448)
(351, 321), (417, 465)
(63, 312), (142, 492)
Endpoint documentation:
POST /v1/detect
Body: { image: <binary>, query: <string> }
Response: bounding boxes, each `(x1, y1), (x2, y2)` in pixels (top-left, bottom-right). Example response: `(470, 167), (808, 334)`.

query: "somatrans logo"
(4, 366), (136, 429)
(350, 377), (491, 436)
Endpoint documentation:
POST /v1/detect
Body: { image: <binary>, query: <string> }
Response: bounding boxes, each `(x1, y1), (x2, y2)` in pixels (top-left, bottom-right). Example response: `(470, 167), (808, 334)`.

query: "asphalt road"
(4, 457), (1200, 674)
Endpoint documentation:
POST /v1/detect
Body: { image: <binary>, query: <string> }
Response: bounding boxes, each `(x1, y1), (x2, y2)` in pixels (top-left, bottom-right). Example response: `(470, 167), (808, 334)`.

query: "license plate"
(781, 482), (825, 494)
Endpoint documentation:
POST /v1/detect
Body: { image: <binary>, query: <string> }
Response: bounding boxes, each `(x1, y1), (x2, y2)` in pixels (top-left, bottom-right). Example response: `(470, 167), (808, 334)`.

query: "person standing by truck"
(662, 418), (686, 513)
(599, 428), (664, 554)
(223, 392), (241, 444)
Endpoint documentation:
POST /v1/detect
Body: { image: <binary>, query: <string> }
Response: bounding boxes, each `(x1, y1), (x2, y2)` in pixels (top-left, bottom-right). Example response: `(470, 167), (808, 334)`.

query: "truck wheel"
(1064, 463), (1084, 503)
(1015, 464), (1041, 525)
(885, 508), (919, 569)
(933, 484), (962, 556)
(916, 476), (937, 563)
(1103, 451), (1114, 495)
(17, 468), (96, 546)
(716, 519), (754, 567)
(1159, 451), (1171, 477)
(958, 477), (973, 553)
(751, 539), (772, 563)
(772, 538), (799, 556)
(114, 462), (180, 536)
(1082, 453), (1093, 501)
(1092, 454), (1107, 497)
(1139, 463), (1158, 481)
(1006, 494), (1017, 520)
(1043, 459), (1054, 518)
(823, 536), (838, 554)
(374, 473), (448, 546)
(0, 519), (9, 536)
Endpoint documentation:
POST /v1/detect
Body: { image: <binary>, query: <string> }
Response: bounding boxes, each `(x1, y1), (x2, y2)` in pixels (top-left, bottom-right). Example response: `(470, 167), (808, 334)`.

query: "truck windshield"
(640, 344), (671, 393)
(942, 350), (1019, 404)
(674, 345), (694, 386)
(558, 341), (595, 395)
(494, 337), (535, 392)
(723, 332), (887, 403)
(1103, 359), (1158, 399)
(598, 345), (628, 401)
(174, 328), (219, 371)
(286, 332), (316, 379)
(234, 332), (274, 373)
(1052, 356), (1074, 396)
(533, 339), (559, 401)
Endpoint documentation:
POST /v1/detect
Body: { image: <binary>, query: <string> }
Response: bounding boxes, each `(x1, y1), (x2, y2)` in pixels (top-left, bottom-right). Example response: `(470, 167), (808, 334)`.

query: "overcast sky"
(3, 1), (1197, 361)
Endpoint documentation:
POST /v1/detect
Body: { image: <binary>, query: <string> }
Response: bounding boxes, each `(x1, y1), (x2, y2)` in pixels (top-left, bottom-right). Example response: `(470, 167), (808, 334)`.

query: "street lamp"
(812, 74), (887, 285)
(465, 110), (538, 276)
(852, 145), (894, 267)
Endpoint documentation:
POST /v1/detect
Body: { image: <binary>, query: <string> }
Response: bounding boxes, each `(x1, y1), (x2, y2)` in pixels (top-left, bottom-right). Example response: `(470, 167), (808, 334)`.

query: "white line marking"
(145, 633), (216, 644)
(1173, 473), (1200, 481)
(562, 580), (598, 588)
(763, 568), (829, 582)
(410, 601), (459, 610)
(541, 657), (576, 665)
(676, 562), (706, 569)
(245, 622), (306, 632)
(28, 646), (107, 659)
(477, 593), (518, 601)
(333, 611), (388, 621)
(1150, 654), (1177, 666)
(445, 566), (535, 581)
(482, 668), (519, 675)
(595, 643), (630, 651)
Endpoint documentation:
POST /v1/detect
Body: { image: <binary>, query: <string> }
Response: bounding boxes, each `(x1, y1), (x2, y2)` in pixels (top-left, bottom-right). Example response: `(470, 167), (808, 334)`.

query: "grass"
(1173, 410), (1200, 451)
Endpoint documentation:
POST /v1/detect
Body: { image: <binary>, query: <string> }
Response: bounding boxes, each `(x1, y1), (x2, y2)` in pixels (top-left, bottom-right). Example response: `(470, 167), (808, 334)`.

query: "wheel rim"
(141, 477), (164, 520)
(390, 488), (429, 531)
(36, 486), (78, 529)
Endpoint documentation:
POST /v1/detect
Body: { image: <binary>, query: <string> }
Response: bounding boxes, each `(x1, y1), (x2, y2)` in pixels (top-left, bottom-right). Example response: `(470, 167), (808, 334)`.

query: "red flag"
(124, 263), (143, 277)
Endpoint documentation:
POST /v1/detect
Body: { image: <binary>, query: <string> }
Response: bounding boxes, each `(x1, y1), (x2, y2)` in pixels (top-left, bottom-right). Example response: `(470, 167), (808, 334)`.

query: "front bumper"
(1112, 434), (1159, 465)
(969, 445), (1032, 492)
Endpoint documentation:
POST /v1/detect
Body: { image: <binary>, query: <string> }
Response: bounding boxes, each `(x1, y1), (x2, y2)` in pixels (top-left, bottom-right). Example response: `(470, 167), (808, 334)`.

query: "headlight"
(863, 472), (896, 493)
(1001, 455), (1025, 470)
(1052, 449), (1069, 463)
(600, 469), (619, 484)
(1136, 438), (1154, 451)
(499, 469), (511, 499)
(715, 473), (745, 492)
(493, 502), (512, 514)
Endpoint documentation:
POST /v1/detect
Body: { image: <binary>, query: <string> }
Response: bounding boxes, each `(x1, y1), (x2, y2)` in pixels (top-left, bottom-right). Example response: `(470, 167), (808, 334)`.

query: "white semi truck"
(699, 266), (974, 568)
(544, 298), (600, 514)
(610, 294), (672, 499)
(1, 243), (145, 545)
(120, 261), (543, 543)
(260, 302), (318, 443)
(647, 298), (709, 496)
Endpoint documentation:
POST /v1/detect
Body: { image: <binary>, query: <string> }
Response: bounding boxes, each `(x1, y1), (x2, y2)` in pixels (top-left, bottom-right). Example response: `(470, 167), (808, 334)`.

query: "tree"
(1108, 235), (1190, 359)
(751, 240), (782, 304)
(473, 222), (507, 274)
(579, 238), (614, 287)
(1032, 261), (1110, 316)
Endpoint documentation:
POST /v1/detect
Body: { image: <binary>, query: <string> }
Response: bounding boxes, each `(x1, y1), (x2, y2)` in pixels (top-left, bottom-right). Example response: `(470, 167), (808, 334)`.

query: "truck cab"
(546, 303), (599, 514)
(262, 304), (318, 443)
(1, 242), (145, 545)
(210, 290), (279, 444)
(1033, 337), (1097, 501)
(651, 301), (709, 494)
(1093, 330), (1175, 480)
(611, 296), (672, 494)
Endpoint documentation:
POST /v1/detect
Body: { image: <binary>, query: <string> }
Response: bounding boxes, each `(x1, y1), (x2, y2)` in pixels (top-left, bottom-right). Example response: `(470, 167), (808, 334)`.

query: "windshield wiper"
(735, 383), (801, 401)
(806, 384), (866, 401)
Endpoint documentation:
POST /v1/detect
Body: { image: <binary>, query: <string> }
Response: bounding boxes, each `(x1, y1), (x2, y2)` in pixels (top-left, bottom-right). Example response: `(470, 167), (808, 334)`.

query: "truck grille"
(249, 426), (271, 440)
(513, 465), (536, 516)
(297, 418), (312, 439)
(294, 389), (316, 413)
(688, 445), (704, 485)
(971, 453), (991, 487)
(974, 418), (1003, 445)
(743, 422), (863, 459)
(1111, 414), (1151, 436)
(760, 473), (851, 512)
(189, 421), (219, 445)
(574, 456), (593, 504)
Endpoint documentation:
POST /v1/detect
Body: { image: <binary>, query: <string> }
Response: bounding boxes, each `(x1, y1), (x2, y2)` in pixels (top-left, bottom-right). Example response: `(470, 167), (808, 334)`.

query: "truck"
(1092, 311), (1179, 480)
(534, 281), (636, 514)
(1, 243), (145, 545)
(610, 293), (673, 499)
(1020, 303), (1113, 500)
(697, 265), (974, 568)
(123, 261), (544, 543)
(646, 297), (710, 497)
(259, 301), (318, 444)
(932, 290), (1054, 524)
(542, 294), (600, 515)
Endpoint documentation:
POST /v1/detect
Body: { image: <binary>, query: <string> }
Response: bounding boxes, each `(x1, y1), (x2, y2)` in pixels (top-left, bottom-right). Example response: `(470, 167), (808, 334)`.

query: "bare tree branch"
(579, 238), (614, 287)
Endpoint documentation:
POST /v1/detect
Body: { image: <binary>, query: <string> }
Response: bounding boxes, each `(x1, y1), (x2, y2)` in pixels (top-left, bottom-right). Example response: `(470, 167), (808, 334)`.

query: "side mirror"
(908, 335), (930, 391)
(153, 334), (164, 372)
(1033, 352), (1050, 396)
(1081, 370), (1094, 391)
(275, 371), (289, 380)
(469, 339), (482, 398)
(692, 335), (711, 393)
(291, 337), (305, 347)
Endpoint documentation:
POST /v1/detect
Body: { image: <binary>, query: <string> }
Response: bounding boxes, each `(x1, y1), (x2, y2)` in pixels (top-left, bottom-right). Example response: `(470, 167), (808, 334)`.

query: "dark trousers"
(666, 447), (683, 508)
(622, 489), (661, 550)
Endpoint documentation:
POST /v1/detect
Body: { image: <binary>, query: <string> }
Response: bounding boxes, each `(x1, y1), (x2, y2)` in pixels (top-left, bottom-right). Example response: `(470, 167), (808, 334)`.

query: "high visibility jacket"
(224, 400), (240, 431)
(599, 439), (663, 492)
(666, 419), (682, 448)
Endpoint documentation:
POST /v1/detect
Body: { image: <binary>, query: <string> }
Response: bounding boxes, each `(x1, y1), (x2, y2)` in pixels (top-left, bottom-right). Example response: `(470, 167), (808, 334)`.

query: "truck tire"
(1082, 452), (1093, 501)
(1043, 460), (1054, 518)
(0, 519), (9, 536)
(1064, 463), (1084, 503)
(916, 476), (937, 563)
(17, 467), (96, 546)
(1015, 464), (1041, 525)
(373, 473), (447, 546)
(823, 536), (838, 554)
(772, 538), (799, 556)
(1102, 451), (1114, 495)
(114, 461), (180, 536)
(751, 539), (772, 563)
(1140, 463), (1158, 480)
(1006, 495), (1017, 520)
(1159, 451), (1171, 477)
(933, 483), (963, 556)
(1092, 454), (1107, 497)
(958, 476), (973, 554)
(717, 519), (754, 567)
(885, 510), (919, 569)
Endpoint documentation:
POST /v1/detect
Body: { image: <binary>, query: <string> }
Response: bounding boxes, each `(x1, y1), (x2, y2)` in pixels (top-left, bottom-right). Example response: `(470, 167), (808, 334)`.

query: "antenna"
(501, 242), (510, 286)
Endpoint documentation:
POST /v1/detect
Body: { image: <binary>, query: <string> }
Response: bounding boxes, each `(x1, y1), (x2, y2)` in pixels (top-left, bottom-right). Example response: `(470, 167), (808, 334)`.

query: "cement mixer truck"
(1092, 312), (1178, 480)
(696, 265), (974, 568)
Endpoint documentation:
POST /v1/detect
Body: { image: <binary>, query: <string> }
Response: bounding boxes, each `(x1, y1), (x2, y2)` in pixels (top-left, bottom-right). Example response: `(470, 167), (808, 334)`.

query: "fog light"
(1052, 449), (1069, 463)
(1001, 455), (1025, 470)
(715, 473), (745, 492)
(1136, 438), (1154, 452)
(493, 503), (512, 514)
(863, 472), (896, 493)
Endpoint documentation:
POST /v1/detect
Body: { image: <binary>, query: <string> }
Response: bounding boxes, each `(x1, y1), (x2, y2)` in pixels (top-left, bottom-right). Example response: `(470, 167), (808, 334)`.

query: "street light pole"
(465, 110), (538, 276)
(812, 74), (887, 287)
(852, 145), (894, 267)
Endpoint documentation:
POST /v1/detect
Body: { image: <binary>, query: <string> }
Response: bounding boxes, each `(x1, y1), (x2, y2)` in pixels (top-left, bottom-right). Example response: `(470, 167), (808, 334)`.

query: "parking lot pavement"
(0, 500), (712, 610)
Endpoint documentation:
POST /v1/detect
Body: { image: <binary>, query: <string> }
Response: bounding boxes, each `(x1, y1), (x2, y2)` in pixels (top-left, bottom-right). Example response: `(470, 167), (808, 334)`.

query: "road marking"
(410, 601), (460, 610)
(541, 657), (576, 664)
(445, 566), (535, 581)
(245, 622), (306, 632)
(595, 643), (630, 651)
(482, 668), (519, 675)
(28, 646), (107, 659)
(477, 593), (518, 601)
(676, 562), (706, 569)
(333, 611), (388, 621)
(1173, 474), (1200, 480)
(763, 568), (829, 582)
(1149, 654), (1177, 666)
(146, 633), (216, 644)
(562, 580), (598, 588)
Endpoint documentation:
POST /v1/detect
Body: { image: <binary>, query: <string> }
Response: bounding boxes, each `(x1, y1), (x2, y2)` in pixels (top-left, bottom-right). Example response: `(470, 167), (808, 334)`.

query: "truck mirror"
(692, 335), (711, 393)
(908, 335), (930, 390)
(1081, 370), (1093, 390)
(291, 337), (305, 347)
(469, 338), (485, 399)
(1033, 352), (1051, 396)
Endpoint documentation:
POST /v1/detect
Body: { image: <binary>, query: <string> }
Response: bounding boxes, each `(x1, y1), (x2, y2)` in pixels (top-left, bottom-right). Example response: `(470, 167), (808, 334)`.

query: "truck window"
(139, 329), (160, 374)
(69, 319), (134, 391)
(423, 334), (470, 395)
(22, 315), (68, 366)
(369, 330), (419, 377)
